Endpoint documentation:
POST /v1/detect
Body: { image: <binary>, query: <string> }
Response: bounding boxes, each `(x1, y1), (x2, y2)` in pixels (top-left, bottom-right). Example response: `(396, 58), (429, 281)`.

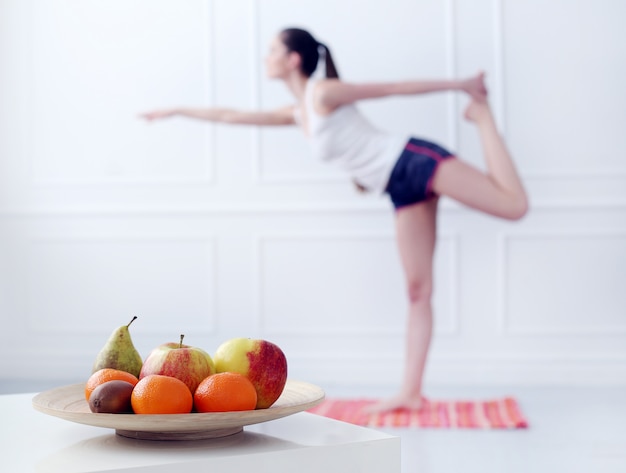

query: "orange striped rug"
(308, 398), (528, 429)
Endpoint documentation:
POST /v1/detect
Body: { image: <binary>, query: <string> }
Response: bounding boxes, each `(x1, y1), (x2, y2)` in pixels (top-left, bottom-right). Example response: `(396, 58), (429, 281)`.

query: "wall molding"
(524, 169), (626, 179)
(249, 0), (263, 186)
(254, 231), (460, 337)
(24, 235), (219, 335)
(254, 231), (402, 337)
(288, 350), (626, 364)
(2, 197), (626, 218)
(27, 1), (217, 187)
(492, 0), (506, 137)
(497, 230), (626, 336)
(445, 0), (459, 151)
(304, 360), (626, 387)
(439, 232), (461, 336)
(493, 0), (626, 179)
(4, 350), (626, 386)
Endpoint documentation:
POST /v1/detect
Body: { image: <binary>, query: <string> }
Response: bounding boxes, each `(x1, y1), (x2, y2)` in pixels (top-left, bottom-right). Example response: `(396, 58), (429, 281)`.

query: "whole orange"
(131, 374), (193, 414)
(85, 368), (139, 401)
(194, 372), (258, 413)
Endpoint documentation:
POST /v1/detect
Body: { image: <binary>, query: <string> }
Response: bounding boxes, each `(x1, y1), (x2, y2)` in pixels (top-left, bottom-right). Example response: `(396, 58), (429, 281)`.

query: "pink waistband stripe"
(405, 142), (446, 162)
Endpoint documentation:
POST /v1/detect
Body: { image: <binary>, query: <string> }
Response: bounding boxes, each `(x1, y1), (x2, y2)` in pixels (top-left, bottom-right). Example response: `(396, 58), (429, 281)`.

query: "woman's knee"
(503, 195), (529, 221)
(406, 279), (433, 304)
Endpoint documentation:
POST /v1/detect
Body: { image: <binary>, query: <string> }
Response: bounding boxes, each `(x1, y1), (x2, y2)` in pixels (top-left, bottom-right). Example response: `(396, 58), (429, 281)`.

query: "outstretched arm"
(317, 72), (488, 111)
(140, 105), (296, 126)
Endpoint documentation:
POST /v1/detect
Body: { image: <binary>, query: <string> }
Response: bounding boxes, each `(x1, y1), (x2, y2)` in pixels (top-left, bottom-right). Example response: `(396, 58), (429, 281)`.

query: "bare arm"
(140, 105), (296, 126)
(317, 72), (488, 111)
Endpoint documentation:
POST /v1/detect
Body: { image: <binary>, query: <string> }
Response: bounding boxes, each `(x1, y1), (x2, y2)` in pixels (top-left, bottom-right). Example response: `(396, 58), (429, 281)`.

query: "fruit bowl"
(32, 379), (325, 440)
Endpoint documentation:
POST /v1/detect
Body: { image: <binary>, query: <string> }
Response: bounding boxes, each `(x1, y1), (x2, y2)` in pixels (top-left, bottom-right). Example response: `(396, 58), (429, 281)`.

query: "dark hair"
(280, 28), (339, 79)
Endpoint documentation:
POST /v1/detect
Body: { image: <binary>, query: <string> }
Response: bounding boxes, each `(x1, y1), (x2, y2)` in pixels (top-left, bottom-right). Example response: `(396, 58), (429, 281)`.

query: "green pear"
(92, 316), (143, 377)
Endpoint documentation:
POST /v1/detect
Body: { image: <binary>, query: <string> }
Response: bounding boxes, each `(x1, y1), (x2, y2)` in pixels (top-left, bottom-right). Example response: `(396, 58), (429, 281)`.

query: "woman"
(142, 28), (528, 413)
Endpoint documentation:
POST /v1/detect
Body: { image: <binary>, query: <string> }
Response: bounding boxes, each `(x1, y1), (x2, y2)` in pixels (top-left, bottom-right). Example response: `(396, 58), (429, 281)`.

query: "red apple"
(213, 338), (287, 409)
(139, 335), (215, 394)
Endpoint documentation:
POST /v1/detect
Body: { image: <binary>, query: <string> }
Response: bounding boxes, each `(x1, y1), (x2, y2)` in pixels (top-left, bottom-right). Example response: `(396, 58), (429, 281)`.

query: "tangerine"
(131, 374), (193, 414)
(194, 372), (257, 413)
(85, 368), (139, 401)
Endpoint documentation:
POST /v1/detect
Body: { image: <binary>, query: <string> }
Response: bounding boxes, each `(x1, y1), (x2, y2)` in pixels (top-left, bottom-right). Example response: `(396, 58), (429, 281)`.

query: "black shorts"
(385, 137), (456, 209)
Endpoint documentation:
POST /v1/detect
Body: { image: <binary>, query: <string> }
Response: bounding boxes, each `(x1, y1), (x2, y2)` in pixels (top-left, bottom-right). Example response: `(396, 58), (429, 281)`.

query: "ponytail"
(317, 43), (339, 79)
(280, 28), (340, 79)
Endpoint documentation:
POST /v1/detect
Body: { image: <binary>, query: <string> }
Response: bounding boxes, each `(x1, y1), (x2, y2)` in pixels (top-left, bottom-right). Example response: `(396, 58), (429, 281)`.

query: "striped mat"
(308, 398), (528, 429)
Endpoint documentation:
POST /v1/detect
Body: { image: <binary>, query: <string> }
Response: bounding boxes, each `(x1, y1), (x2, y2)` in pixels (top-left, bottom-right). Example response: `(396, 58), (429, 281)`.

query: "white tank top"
(297, 79), (409, 194)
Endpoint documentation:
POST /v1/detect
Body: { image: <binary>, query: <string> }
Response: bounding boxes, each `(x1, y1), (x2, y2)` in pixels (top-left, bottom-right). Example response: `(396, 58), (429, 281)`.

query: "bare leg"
(365, 99), (526, 414)
(364, 198), (438, 413)
(432, 99), (528, 220)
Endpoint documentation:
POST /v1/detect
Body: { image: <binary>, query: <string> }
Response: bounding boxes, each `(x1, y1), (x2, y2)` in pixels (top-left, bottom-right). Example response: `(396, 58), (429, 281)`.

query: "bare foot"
(361, 394), (427, 414)
(463, 98), (492, 124)
(461, 71), (488, 102)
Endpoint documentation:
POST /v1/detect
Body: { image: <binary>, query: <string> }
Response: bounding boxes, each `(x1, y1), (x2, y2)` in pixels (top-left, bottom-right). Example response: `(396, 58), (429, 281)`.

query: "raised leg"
(432, 99), (528, 220)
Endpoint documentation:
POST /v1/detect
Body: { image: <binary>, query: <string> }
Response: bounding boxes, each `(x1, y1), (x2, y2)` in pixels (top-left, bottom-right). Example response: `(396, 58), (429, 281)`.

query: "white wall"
(1, 0), (625, 388)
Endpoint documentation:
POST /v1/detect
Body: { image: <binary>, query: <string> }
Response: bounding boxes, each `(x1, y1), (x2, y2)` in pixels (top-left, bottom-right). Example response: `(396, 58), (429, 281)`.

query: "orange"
(131, 374), (193, 414)
(85, 368), (139, 401)
(193, 372), (257, 413)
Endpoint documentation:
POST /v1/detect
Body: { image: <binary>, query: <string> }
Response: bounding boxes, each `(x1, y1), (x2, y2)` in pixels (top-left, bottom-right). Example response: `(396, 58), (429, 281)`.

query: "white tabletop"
(1, 392), (400, 473)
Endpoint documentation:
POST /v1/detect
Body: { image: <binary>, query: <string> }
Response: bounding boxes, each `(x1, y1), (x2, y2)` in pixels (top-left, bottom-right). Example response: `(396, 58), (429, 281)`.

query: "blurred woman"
(142, 27), (528, 412)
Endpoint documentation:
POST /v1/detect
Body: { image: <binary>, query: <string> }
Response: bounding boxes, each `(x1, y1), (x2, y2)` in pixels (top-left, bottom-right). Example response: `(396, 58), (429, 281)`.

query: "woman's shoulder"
(312, 78), (342, 92)
(310, 78), (345, 115)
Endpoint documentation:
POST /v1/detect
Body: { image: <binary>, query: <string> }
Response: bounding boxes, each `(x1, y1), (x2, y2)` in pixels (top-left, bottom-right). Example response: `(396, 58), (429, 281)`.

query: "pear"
(92, 316), (143, 377)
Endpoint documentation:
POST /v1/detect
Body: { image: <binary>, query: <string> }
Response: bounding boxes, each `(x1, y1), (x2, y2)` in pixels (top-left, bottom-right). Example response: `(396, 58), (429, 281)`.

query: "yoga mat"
(308, 398), (528, 429)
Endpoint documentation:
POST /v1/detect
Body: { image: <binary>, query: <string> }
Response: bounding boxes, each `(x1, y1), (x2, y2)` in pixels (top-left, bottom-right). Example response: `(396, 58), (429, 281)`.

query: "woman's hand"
(139, 109), (178, 121)
(460, 72), (488, 102)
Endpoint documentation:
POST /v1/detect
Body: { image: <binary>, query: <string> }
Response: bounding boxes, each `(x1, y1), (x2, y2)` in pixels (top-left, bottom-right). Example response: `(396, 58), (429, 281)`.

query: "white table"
(1, 392), (400, 473)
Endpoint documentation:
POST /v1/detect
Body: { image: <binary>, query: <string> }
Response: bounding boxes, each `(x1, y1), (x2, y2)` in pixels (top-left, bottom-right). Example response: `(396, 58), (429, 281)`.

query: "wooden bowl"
(32, 379), (325, 440)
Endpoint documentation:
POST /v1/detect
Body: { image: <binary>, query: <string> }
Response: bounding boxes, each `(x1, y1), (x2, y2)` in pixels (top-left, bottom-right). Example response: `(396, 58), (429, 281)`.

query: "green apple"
(213, 338), (287, 409)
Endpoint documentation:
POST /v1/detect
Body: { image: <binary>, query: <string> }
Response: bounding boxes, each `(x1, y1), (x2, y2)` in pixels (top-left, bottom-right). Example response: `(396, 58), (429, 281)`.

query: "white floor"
(3, 380), (625, 473)
(324, 384), (626, 473)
